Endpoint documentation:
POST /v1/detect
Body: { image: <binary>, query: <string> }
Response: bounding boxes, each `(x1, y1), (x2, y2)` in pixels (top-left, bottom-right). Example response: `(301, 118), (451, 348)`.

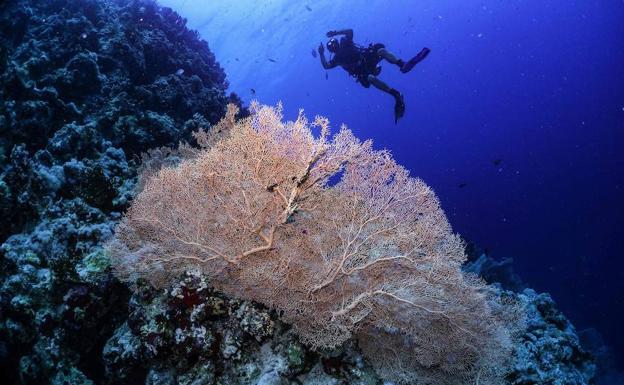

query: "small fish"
(235, 58), (240, 62)
(311, 49), (317, 58)
(325, 72), (328, 80)
(458, 183), (468, 189)
(305, 5), (312, 11)
(250, 88), (256, 95)
(268, 58), (277, 63)
(175, 68), (184, 76)
(492, 158), (502, 166)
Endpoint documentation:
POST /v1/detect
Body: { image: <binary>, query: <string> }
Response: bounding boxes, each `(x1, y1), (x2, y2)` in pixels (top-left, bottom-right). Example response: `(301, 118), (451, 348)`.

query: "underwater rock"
(463, 243), (595, 384)
(103, 271), (383, 385)
(0, 0), (233, 383)
(100, 270), (597, 385)
(463, 237), (526, 292)
(510, 289), (596, 384)
(0, 0), (236, 157)
(464, 253), (526, 292)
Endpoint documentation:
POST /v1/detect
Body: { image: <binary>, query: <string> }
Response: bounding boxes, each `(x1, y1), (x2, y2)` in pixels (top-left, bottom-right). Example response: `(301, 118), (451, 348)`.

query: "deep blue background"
(162, 0), (624, 368)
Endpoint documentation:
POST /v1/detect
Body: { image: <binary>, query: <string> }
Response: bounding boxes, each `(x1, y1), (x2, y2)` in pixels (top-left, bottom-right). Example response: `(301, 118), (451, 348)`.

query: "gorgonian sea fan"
(108, 102), (524, 384)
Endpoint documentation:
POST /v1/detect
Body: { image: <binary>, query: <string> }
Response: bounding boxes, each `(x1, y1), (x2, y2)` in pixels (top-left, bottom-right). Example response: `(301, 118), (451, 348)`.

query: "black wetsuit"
(329, 37), (385, 87)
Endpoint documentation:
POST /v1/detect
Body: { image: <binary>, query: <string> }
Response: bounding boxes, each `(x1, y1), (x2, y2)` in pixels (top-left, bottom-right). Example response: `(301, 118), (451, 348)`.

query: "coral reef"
(0, 0), (233, 382)
(102, 270), (381, 385)
(109, 102), (523, 385)
(509, 289), (596, 384)
(463, 246), (596, 384)
(0, 0), (239, 241)
(463, 238), (526, 292)
(99, 264), (596, 385)
(0, 0), (598, 384)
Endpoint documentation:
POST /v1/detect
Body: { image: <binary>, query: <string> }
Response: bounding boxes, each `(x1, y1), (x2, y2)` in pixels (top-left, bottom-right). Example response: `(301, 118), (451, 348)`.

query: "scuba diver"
(318, 29), (430, 123)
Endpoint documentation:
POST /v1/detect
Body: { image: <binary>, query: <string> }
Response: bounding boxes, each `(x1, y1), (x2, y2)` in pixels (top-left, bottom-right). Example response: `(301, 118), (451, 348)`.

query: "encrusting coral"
(109, 102), (525, 385)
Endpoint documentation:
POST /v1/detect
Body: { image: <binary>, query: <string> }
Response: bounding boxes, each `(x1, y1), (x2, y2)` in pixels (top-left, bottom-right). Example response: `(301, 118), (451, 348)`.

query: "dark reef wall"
(0, 0), (236, 383)
(0, 0), (237, 242)
(0, 0), (597, 384)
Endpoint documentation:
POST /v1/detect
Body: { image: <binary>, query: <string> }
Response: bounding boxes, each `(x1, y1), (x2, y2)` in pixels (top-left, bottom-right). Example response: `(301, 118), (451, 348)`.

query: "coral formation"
(97, 265), (596, 385)
(103, 270), (381, 385)
(0, 0), (238, 241)
(464, 247), (596, 384)
(0, 0), (233, 382)
(109, 103), (524, 385)
(509, 289), (596, 384)
(463, 238), (526, 292)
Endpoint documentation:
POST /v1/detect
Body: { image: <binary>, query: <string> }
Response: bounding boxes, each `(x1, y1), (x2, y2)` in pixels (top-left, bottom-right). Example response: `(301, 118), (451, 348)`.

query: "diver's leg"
(367, 74), (394, 94)
(377, 48), (401, 65)
(367, 75), (405, 123)
(377, 47), (430, 73)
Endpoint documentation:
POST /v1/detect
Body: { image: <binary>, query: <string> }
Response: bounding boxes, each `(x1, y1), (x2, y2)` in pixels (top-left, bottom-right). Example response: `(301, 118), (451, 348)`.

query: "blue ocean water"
(162, 0), (624, 371)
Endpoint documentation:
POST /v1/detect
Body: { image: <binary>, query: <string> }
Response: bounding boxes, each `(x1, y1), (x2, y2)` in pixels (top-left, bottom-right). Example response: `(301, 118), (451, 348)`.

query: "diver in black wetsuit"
(318, 29), (430, 123)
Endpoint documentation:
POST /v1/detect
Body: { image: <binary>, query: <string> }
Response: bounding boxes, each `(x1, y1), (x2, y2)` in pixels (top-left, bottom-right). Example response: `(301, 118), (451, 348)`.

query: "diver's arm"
(327, 29), (353, 41)
(320, 53), (336, 69)
(318, 43), (337, 69)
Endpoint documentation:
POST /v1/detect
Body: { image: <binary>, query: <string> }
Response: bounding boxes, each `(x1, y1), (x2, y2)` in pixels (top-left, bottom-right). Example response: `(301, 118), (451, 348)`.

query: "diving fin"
(400, 47), (431, 73)
(394, 92), (405, 124)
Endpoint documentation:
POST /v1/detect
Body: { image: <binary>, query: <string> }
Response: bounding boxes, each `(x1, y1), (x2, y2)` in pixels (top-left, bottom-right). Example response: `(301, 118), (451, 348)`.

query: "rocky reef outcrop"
(0, 0), (238, 242)
(0, 0), (235, 383)
(98, 268), (596, 385)
(102, 271), (380, 385)
(510, 289), (595, 385)
(464, 245), (596, 385)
